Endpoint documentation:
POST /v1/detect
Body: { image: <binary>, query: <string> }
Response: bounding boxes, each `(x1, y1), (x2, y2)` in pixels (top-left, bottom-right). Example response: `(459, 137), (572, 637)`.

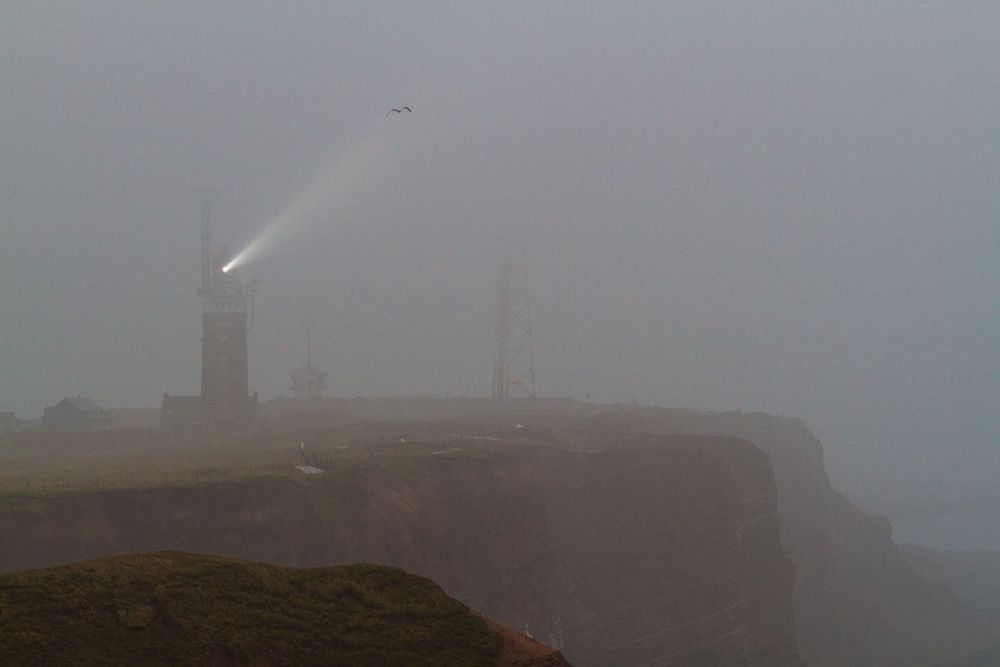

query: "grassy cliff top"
(0, 552), (503, 666)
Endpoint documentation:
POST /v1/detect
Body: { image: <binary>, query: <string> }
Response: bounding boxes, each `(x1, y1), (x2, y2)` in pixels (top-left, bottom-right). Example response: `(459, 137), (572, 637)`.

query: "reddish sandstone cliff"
(0, 433), (801, 666)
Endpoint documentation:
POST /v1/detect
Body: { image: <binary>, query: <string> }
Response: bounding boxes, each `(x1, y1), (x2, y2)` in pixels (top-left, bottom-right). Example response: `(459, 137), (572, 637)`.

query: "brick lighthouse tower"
(199, 247), (255, 428)
(160, 195), (257, 430)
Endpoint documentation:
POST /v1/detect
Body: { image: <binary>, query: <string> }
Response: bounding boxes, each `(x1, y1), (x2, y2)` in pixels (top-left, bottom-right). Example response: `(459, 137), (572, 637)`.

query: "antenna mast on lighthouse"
(197, 190), (219, 293)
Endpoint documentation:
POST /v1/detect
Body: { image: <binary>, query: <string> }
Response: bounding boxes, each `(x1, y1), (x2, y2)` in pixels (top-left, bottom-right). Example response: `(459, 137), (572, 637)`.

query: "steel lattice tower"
(492, 245), (536, 399)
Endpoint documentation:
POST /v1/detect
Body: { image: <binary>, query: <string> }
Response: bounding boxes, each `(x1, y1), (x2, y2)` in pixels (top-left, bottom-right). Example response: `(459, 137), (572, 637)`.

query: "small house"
(42, 396), (112, 431)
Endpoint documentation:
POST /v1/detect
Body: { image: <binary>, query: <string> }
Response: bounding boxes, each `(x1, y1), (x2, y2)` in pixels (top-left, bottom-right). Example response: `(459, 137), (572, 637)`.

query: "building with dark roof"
(42, 396), (112, 431)
(0, 412), (20, 434)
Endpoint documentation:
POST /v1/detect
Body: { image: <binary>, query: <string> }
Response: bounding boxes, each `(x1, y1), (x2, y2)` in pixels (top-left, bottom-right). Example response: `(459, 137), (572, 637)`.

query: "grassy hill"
(0, 552), (508, 666)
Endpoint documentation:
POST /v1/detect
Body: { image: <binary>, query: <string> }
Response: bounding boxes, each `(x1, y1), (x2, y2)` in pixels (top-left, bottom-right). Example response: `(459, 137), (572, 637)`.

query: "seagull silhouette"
(385, 106), (412, 118)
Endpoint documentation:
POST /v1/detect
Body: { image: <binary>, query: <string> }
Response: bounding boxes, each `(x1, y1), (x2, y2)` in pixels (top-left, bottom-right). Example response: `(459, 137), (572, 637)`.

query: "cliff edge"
(0, 430), (801, 666)
(564, 408), (1000, 666)
(0, 551), (571, 666)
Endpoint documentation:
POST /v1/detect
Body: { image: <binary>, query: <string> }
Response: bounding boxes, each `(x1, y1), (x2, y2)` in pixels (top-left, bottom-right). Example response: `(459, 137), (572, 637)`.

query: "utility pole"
(492, 243), (536, 399)
(304, 316), (314, 370)
(291, 315), (327, 400)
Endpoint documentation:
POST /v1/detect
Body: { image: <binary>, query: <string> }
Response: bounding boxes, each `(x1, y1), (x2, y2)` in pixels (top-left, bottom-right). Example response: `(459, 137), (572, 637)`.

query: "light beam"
(221, 129), (389, 273)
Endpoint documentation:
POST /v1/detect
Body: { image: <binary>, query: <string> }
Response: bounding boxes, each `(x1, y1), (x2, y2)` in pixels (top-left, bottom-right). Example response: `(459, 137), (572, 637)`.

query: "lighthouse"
(199, 247), (255, 428)
(160, 195), (257, 430)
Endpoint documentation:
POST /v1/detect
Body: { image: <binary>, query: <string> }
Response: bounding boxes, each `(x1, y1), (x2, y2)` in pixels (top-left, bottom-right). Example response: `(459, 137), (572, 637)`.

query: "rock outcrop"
(0, 551), (569, 666)
(11, 400), (988, 665)
(561, 408), (1000, 666)
(0, 432), (802, 666)
(257, 399), (1000, 664)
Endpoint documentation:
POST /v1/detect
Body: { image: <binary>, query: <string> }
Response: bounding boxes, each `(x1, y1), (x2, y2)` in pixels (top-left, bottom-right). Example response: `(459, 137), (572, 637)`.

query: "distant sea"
(932, 642), (1000, 667)
(891, 505), (1000, 551)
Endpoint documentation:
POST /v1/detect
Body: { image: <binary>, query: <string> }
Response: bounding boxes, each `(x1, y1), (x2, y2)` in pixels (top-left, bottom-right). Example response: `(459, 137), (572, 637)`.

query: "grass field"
(0, 552), (502, 666)
(0, 422), (532, 496)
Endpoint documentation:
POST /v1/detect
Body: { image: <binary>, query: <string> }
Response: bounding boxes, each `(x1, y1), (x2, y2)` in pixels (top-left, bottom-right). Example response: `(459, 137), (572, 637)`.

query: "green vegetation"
(0, 552), (502, 666)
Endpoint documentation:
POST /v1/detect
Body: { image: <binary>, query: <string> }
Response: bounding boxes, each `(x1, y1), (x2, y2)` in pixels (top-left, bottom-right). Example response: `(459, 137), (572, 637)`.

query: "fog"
(1, 2), (997, 507)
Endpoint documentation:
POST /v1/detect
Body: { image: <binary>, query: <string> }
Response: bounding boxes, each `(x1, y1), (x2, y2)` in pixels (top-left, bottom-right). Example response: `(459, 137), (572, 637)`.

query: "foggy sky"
(1, 2), (998, 502)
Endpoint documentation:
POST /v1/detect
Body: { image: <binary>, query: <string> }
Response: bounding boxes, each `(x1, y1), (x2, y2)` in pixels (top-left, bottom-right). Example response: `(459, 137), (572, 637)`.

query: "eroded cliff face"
(5, 401), (996, 665)
(560, 409), (1000, 667)
(0, 437), (802, 667)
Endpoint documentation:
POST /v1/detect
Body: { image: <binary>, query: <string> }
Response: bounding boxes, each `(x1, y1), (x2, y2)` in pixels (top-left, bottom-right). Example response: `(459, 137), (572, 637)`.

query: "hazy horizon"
(2, 2), (998, 505)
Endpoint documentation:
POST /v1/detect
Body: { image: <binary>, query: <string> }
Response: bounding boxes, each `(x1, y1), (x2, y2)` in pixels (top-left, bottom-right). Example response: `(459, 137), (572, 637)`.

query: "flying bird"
(385, 106), (412, 118)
